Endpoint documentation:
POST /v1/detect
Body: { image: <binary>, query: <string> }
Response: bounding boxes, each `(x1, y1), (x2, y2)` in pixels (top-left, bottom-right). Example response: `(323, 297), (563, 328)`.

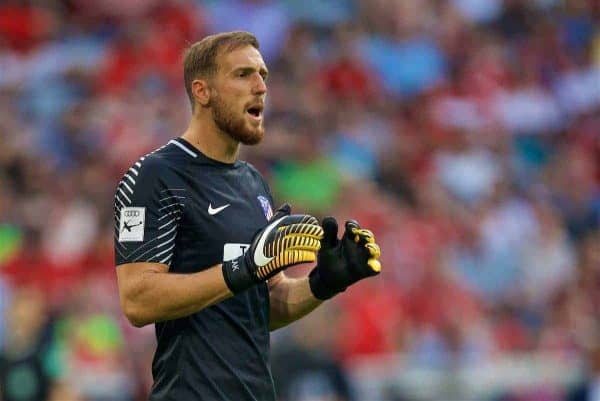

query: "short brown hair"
(183, 31), (260, 109)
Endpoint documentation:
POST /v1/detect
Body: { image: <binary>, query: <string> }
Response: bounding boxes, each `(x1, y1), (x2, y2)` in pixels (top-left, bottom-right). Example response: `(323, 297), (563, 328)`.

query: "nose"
(252, 74), (267, 96)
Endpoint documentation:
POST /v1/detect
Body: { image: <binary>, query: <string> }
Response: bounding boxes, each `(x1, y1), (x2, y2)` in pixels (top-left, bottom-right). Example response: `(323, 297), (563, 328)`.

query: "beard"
(210, 92), (264, 145)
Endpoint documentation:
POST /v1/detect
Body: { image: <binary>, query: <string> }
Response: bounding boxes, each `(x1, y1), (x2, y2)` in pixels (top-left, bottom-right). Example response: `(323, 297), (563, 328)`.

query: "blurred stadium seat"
(0, 1), (599, 400)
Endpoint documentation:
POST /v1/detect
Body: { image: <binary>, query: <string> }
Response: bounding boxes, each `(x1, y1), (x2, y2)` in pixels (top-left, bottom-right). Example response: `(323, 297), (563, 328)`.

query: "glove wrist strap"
(222, 255), (256, 294)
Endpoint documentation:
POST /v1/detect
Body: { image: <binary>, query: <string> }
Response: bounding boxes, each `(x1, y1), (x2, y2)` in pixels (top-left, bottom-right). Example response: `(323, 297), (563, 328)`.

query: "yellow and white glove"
(223, 204), (323, 293)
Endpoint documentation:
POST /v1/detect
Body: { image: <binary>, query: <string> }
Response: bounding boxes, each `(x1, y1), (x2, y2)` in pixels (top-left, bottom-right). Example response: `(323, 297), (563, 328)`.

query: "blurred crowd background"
(1, 0), (599, 400)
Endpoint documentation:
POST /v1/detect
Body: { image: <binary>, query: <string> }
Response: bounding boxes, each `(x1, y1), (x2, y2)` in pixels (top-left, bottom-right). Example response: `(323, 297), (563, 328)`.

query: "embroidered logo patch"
(257, 196), (273, 220)
(119, 207), (145, 242)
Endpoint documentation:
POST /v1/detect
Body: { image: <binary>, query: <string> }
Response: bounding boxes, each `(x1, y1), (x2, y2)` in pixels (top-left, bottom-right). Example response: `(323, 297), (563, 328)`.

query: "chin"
(234, 117), (263, 145)
(238, 128), (264, 145)
(214, 109), (264, 145)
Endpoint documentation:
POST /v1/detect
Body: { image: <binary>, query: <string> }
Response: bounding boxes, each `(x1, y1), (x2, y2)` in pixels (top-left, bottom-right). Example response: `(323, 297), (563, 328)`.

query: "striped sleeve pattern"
(114, 154), (185, 267)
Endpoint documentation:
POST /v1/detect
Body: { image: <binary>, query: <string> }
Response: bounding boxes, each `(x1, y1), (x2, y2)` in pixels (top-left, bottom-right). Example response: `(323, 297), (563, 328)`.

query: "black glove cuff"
(309, 267), (344, 300)
(222, 256), (256, 294)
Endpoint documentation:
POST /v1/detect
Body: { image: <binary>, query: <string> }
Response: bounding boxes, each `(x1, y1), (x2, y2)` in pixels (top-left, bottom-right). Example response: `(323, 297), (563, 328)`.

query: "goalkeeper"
(113, 31), (381, 401)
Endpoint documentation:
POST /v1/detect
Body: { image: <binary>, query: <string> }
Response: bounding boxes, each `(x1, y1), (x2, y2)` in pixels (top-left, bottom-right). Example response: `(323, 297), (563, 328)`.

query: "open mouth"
(246, 104), (263, 120)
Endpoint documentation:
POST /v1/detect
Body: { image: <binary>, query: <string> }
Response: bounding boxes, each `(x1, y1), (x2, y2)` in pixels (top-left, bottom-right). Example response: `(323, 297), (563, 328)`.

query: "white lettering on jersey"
(223, 243), (250, 262)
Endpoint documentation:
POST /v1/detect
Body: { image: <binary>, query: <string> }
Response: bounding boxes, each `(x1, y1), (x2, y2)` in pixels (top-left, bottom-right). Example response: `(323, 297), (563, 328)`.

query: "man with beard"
(113, 31), (381, 401)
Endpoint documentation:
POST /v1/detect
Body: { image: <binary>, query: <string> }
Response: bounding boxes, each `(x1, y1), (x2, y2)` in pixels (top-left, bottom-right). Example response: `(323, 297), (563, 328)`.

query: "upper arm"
(116, 261), (168, 299)
(115, 261), (169, 326)
(114, 157), (184, 268)
(116, 262), (169, 292)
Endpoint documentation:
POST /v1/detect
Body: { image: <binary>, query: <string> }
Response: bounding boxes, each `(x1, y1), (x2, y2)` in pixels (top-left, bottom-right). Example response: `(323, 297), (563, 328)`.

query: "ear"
(191, 78), (211, 107)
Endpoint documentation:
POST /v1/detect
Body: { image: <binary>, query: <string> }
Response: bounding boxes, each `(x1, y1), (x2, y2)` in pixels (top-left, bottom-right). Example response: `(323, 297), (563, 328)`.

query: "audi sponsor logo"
(124, 210), (140, 218)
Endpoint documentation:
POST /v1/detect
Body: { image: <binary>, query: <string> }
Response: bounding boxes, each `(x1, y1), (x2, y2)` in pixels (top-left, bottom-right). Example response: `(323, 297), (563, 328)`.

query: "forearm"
(268, 272), (322, 331)
(117, 263), (232, 327)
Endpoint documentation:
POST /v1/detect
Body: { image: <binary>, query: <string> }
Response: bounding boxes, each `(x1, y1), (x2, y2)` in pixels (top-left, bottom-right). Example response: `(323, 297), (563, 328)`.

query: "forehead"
(217, 45), (266, 72)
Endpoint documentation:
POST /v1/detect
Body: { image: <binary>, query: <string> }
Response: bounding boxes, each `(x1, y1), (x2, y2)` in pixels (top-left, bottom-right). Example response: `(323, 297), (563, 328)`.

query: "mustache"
(245, 99), (265, 109)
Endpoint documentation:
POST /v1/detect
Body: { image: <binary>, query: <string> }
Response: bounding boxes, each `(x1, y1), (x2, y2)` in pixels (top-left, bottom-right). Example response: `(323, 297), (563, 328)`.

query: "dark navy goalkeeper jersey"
(113, 137), (276, 401)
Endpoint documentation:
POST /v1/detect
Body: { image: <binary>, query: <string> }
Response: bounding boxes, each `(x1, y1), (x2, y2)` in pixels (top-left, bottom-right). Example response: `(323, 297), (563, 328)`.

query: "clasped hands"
(222, 203), (381, 298)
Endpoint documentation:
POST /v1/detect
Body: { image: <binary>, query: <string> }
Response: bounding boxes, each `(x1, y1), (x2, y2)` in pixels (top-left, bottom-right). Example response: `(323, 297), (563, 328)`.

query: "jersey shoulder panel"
(114, 153), (181, 205)
(113, 146), (190, 267)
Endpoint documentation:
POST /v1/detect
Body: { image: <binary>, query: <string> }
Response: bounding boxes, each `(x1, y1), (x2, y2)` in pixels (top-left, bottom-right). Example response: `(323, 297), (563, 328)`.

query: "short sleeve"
(113, 157), (184, 267)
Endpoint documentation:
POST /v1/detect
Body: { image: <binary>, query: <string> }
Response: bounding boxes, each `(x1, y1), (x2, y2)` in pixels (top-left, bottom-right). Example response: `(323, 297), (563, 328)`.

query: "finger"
(344, 220), (361, 243)
(280, 249), (318, 266)
(277, 214), (319, 226)
(345, 220), (375, 245)
(352, 228), (375, 244)
(256, 250), (317, 280)
(365, 242), (380, 259)
(367, 258), (382, 273)
(285, 237), (321, 252)
(345, 220), (360, 231)
(275, 223), (323, 239)
(321, 217), (339, 249)
(267, 236), (321, 256)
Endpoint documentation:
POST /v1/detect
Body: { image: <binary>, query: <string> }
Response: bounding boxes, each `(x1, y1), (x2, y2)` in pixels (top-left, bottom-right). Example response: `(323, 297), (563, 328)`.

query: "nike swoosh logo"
(208, 203), (230, 215)
(253, 216), (286, 266)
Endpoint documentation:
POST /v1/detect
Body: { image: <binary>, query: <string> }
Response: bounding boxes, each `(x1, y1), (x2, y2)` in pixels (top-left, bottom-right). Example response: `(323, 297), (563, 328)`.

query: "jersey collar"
(172, 137), (240, 169)
(169, 138), (198, 158)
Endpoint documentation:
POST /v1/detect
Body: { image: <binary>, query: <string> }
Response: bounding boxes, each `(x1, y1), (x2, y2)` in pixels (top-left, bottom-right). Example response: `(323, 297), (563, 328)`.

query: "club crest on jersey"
(257, 196), (273, 220)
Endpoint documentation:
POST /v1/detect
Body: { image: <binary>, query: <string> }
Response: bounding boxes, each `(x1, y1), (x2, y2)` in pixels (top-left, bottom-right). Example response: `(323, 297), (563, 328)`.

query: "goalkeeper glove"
(309, 217), (381, 300)
(223, 204), (324, 294)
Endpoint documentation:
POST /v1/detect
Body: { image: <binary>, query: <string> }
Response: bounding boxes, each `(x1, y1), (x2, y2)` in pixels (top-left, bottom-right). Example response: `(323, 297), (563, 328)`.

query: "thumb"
(271, 203), (291, 221)
(321, 217), (339, 249)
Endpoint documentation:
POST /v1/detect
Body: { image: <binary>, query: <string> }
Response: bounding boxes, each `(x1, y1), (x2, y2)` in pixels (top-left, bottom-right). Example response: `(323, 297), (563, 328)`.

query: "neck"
(182, 112), (240, 164)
